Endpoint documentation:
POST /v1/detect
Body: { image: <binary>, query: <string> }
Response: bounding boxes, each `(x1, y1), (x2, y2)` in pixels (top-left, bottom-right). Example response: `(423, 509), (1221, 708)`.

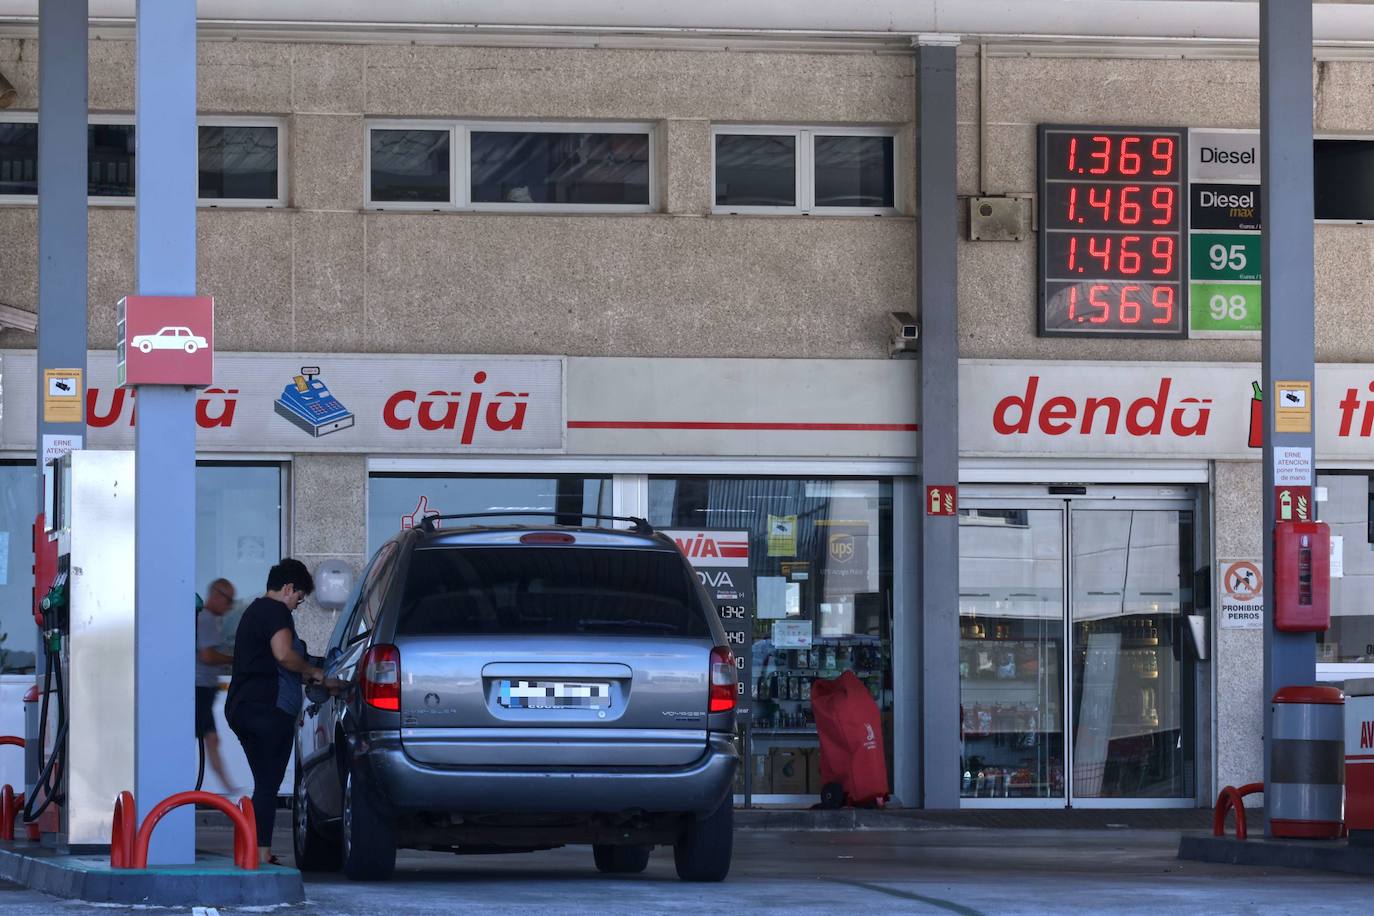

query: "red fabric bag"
(811, 670), (889, 807)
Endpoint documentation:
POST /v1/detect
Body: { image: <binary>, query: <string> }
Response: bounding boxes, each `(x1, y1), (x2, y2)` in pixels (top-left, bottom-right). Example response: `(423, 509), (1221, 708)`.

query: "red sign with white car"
(117, 295), (215, 387)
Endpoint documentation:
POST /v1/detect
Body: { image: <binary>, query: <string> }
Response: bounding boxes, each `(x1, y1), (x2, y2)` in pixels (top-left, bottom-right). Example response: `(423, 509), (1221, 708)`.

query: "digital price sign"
(1039, 126), (1188, 338)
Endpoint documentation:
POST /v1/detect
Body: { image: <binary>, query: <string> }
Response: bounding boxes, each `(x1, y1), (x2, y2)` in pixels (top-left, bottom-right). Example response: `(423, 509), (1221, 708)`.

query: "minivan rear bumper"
(357, 732), (738, 816)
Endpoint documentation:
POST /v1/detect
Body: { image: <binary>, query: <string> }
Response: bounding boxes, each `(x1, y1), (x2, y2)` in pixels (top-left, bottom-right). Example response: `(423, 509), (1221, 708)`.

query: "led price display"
(1039, 126), (1188, 338)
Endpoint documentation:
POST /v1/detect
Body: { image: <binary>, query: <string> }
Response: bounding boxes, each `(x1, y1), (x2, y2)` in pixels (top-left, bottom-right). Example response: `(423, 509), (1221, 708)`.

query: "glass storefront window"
(367, 474), (613, 554)
(1317, 472), (1374, 665)
(196, 463), (284, 651)
(0, 463), (37, 671)
(0, 461), (282, 669)
(648, 477), (894, 799)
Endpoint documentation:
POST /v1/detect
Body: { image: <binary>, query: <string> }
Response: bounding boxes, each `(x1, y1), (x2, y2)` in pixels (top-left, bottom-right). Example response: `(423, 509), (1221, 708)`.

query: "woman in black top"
(227, 558), (323, 865)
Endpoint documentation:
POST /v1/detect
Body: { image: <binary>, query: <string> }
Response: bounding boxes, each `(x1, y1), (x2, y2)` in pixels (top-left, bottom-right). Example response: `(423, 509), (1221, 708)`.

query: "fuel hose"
(24, 636), (67, 823)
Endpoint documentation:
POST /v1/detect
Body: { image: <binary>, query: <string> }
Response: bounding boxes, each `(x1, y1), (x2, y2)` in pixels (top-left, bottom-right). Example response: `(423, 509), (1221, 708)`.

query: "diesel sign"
(1191, 182), (1262, 231)
(1189, 128), (1261, 182)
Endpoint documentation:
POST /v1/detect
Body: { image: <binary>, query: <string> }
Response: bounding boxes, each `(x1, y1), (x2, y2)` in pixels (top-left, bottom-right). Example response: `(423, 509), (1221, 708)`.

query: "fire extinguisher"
(1248, 381), (1264, 448)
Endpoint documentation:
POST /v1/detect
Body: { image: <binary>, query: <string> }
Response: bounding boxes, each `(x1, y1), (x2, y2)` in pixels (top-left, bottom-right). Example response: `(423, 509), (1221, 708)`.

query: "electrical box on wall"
(967, 196), (1028, 241)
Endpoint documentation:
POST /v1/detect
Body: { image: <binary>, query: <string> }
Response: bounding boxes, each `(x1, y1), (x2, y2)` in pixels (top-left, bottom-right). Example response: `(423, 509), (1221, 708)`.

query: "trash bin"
(1346, 678), (1374, 847)
(1270, 686), (1344, 839)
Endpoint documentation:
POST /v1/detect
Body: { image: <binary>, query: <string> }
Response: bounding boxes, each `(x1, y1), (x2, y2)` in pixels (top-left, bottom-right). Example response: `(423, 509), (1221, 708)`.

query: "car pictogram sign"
(118, 295), (215, 387)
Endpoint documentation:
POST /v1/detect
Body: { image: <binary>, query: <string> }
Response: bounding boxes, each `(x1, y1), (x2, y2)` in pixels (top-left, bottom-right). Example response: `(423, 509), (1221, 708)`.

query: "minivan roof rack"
(417, 511), (654, 535)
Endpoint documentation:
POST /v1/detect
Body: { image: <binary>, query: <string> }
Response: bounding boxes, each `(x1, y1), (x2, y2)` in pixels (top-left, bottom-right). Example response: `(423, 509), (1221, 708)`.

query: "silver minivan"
(292, 514), (739, 882)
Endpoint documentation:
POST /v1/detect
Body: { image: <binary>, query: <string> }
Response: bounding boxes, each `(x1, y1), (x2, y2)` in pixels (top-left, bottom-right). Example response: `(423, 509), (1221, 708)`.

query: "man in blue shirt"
(196, 578), (237, 793)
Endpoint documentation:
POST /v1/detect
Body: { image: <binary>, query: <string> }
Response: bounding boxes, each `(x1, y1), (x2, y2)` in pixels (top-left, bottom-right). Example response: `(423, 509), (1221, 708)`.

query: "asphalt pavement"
(0, 819), (1370, 915)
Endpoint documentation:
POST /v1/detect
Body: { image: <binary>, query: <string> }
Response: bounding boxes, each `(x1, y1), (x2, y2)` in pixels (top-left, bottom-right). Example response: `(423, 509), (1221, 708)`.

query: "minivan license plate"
(498, 680), (611, 709)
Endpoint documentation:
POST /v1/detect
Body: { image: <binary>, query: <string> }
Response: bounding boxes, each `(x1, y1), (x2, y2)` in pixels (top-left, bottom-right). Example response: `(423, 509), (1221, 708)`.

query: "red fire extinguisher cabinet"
(1273, 520), (1330, 633)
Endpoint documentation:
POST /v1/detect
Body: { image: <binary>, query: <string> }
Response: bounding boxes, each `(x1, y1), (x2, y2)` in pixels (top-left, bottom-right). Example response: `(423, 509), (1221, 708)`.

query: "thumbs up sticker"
(401, 495), (441, 530)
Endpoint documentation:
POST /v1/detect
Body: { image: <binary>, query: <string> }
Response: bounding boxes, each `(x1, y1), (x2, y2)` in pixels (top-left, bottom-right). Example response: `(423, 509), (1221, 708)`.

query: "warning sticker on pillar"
(926, 485), (957, 516)
(1272, 446), (1312, 486)
(116, 295), (215, 387)
(1275, 380), (1312, 433)
(1276, 486), (1313, 522)
(42, 368), (83, 422)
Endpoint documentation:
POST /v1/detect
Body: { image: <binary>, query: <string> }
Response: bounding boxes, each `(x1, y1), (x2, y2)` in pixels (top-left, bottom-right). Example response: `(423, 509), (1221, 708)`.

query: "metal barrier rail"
(110, 790), (258, 870)
(1213, 782), (1264, 840)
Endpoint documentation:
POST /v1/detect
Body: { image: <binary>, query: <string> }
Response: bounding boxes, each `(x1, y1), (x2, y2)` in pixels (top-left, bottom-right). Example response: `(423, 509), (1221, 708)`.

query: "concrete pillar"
(133, 0), (198, 864)
(33, 0), (89, 808)
(1258, 0), (1317, 836)
(915, 36), (961, 809)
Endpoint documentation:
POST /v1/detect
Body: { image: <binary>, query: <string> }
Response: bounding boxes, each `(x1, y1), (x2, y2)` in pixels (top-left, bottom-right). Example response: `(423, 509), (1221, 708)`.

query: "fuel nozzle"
(40, 578), (66, 615)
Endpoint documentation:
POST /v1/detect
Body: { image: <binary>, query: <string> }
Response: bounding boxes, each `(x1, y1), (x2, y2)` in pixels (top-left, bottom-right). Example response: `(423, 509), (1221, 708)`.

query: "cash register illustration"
(274, 366), (355, 437)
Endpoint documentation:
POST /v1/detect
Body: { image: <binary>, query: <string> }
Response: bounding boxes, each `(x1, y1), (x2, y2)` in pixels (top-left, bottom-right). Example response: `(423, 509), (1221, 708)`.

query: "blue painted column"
(134, 0), (198, 864)
(33, 0), (89, 806)
(1259, 0), (1317, 837)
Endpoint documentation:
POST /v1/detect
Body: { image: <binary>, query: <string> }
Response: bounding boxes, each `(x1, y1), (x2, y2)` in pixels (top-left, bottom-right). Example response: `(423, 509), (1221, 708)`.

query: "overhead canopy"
(0, 1), (1372, 49)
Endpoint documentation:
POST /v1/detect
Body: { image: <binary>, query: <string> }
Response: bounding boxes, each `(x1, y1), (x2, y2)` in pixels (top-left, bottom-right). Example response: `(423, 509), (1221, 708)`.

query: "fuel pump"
(24, 450), (136, 848)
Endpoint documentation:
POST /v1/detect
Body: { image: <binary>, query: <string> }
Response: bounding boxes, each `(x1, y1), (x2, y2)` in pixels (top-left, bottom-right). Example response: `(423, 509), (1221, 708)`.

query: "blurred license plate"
(498, 680), (611, 709)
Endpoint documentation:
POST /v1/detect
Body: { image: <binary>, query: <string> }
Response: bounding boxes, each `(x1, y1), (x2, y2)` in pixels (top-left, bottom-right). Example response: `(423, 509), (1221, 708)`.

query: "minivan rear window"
(397, 546), (712, 637)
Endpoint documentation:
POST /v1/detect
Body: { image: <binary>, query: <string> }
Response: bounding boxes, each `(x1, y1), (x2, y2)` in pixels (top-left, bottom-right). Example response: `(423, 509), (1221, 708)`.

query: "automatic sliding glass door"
(959, 506), (1066, 801)
(960, 493), (1197, 807)
(1068, 506), (1195, 802)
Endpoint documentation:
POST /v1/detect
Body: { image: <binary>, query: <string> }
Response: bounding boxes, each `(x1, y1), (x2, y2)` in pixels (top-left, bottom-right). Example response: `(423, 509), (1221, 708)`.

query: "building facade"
(2, 7), (1374, 807)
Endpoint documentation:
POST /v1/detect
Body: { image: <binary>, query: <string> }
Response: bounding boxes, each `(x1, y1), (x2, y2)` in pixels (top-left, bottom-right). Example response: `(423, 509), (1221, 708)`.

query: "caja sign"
(2, 351), (565, 454)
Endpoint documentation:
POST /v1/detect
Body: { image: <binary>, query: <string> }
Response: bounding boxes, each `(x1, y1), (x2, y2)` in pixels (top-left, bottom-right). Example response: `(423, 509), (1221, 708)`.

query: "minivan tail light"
(361, 644), (401, 711)
(709, 646), (737, 714)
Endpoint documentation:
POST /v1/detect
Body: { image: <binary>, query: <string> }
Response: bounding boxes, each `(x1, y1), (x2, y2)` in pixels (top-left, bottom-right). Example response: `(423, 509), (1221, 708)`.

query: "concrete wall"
(0, 39), (918, 360)
(955, 52), (1374, 365)
(1213, 460), (1265, 801)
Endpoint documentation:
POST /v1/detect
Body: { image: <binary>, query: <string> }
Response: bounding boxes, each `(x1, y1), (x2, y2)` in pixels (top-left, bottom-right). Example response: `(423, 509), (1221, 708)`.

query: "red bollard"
(1, 784), (16, 841)
(128, 791), (257, 870)
(110, 791), (136, 868)
(1213, 782), (1264, 840)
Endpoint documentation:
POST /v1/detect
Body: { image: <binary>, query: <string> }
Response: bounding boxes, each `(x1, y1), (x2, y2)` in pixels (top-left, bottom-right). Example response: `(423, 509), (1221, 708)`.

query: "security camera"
(888, 311), (919, 357)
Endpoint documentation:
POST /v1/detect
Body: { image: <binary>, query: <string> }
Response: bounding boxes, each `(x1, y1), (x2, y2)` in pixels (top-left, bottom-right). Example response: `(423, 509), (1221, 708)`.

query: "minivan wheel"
(293, 763), (341, 872)
(341, 765), (396, 881)
(593, 843), (652, 874)
(673, 795), (732, 882)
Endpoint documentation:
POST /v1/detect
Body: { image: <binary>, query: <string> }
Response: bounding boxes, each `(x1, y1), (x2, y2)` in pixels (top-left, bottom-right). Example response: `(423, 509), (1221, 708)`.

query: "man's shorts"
(195, 685), (219, 738)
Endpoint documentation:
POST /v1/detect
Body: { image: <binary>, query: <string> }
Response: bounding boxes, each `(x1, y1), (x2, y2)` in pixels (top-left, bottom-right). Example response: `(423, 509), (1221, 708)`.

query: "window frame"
(0, 110), (38, 205)
(364, 118), (657, 214)
(363, 118), (460, 212)
(196, 114), (288, 209)
(0, 112), (287, 207)
(710, 124), (900, 217)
